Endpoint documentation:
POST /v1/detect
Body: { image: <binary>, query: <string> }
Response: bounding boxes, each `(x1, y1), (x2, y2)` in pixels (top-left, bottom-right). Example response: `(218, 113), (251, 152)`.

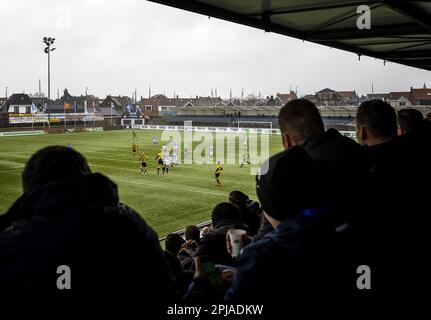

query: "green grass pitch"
(0, 130), (282, 237)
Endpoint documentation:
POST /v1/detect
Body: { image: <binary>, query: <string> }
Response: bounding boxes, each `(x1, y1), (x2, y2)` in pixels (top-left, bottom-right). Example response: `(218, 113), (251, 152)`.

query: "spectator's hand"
(200, 226), (210, 237)
(220, 269), (236, 283)
(181, 240), (197, 251)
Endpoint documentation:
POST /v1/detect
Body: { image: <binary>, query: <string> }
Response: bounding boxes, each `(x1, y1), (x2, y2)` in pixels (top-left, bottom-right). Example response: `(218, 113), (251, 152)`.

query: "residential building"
(1, 94), (37, 113)
(386, 92), (411, 107)
(409, 84), (431, 105)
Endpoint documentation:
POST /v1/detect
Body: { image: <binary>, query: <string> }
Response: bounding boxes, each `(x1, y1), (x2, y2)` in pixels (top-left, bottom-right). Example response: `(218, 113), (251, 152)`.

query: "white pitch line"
(0, 170), (227, 197)
(114, 178), (226, 197)
(0, 168), (23, 173)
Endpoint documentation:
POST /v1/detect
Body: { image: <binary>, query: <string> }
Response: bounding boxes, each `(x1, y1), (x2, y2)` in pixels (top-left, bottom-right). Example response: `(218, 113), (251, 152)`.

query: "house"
(301, 94), (318, 104)
(84, 95), (101, 112)
(98, 95), (130, 118)
(316, 88), (343, 106)
(139, 94), (178, 117)
(409, 84), (431, 105)
(32, 97), (47, 111)
(336, 91), (359, 105)
(46, 89), (96, 113)
(276, 91), (298, 105)
(1, 94), (37, 114)
(264, 95), (280, 106)
(140, 94), (223, 117)
(0, 97), (7, 109)
(386, 92), (411, 107)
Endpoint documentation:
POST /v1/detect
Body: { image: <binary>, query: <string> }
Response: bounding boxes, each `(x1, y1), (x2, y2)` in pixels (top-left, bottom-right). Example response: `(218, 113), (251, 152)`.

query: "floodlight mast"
(43, 37), (56, 128)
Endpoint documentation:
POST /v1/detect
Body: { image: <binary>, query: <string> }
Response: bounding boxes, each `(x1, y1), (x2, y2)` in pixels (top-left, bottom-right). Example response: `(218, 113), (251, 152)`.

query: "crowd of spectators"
(0, 99), (430, 316)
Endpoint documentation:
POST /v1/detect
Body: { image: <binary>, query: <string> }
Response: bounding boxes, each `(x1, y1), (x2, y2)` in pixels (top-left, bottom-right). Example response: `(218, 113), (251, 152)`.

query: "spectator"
(225, 146), (360, 309)
(184, 225), (200, 243)
(177, 225), (200, 271)
(196, 202), (247, 266)
(356, 101), (431, 300)
(178, 239), (199, 272)
(356, 99), (397, 147)
(228, 191), (261, 236)
(0, 146), (177, 315)
(397, 108), (424, 135)
(164, 233), (185, 276)
(278, 98), (367, 206)
(355, 99), (398, 172)
(165, 233), (185, 256)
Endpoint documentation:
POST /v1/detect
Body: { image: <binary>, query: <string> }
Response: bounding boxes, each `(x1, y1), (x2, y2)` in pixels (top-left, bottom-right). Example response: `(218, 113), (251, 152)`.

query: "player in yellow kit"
(132, 130), (137, 140)
(155, 151), (165, 175)
(215, 161), (223, 186)
(139, 152), (148, 175)
(132, 142), (138, 157)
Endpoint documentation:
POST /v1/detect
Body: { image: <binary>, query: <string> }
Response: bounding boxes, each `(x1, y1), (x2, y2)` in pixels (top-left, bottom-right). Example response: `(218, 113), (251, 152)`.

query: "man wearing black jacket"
(0, 146), (177, 316)
(278, 99), (367, 188)
(225, 147), (361, 314)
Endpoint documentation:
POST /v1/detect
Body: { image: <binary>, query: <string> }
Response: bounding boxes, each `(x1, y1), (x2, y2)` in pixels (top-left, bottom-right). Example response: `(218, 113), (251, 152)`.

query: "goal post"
(237, 121), (273, 130)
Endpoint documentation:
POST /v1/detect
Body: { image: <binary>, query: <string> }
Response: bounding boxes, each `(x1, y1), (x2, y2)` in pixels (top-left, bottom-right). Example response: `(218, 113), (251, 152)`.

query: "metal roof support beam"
(147, 0), (304, 37)
(385, 0), (431, 30)
(246, 1), (384, 16)
(306, 3), (384, 37)
(380, 50), (431, 59)
(308, 24), (428, 41)
(357, 39), (431, 46)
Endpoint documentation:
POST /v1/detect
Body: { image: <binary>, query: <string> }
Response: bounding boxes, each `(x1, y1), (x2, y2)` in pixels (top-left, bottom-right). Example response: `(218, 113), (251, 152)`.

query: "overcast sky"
(1, 0), (430, 99)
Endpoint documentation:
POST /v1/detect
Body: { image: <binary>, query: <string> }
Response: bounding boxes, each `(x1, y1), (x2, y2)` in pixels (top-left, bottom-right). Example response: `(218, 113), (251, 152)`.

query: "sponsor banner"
(133, 125), (282, 135)
(9, 113), (102, 124)
(9, 113), (33, 117)
(0, 130), (46, 137)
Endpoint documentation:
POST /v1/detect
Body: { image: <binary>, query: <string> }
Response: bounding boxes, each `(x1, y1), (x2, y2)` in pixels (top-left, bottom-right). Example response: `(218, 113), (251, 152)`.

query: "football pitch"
(0, 129), (282, 237)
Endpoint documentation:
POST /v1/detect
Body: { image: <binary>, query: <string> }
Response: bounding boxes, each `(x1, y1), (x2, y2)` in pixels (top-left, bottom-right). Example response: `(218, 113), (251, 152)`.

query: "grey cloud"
(0, 0), (429, 98)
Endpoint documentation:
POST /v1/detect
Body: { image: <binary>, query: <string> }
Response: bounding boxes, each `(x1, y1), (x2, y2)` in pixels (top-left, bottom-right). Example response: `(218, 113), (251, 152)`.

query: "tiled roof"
(410, 88), (431, 101)
(387, 91), (410, 100)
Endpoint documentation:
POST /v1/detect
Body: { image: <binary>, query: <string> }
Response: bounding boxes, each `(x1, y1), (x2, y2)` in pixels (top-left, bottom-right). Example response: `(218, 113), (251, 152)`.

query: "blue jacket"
(225, 209), (362, 305)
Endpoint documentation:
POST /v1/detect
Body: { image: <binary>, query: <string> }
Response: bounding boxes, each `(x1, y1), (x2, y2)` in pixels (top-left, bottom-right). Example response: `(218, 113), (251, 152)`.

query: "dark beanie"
(256, 146), (322, 221)
(211, 202), (241, 227)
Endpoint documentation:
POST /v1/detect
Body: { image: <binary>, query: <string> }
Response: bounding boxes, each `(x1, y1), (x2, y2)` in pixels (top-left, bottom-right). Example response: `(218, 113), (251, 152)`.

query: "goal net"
(237, 121), (273, 129)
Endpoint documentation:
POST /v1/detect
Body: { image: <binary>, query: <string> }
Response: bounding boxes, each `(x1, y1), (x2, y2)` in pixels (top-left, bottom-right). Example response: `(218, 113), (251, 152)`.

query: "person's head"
(356, 100), (397, 146)
(228, 191), (249, 208)
(22, 146), (91, 193)
(184, 225), (200, 242)
(278, 99), (324, 150)
(165, 233), (185, 256)
(256, 146), (322, 228)
(211, 202), (241, 227)
(397, 108), (424, 135)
